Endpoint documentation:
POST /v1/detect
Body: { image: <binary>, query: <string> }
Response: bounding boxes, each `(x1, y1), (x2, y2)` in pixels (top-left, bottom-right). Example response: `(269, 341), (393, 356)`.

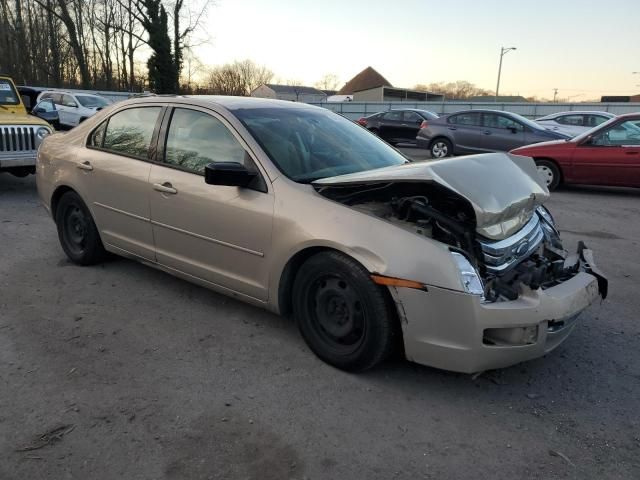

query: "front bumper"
(392, 249), (606, 373)
(0, 151), (37, 169)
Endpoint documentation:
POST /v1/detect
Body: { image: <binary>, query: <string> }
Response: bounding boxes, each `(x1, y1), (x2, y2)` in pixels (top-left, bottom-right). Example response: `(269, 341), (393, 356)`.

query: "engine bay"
(315, 181), (580, 303)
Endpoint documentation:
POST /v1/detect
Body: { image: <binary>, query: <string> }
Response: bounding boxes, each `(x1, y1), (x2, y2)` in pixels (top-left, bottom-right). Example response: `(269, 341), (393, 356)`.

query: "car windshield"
(0, 79), (20, 106)
(507, 112), (548, 131)
(76, 95), (110, 107)
(572, 116), (623, 142)
(234, 107), (408, 182)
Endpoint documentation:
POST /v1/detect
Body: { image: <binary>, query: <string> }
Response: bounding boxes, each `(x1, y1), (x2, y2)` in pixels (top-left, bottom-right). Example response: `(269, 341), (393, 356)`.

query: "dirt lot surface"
(1, 162), (639, 479)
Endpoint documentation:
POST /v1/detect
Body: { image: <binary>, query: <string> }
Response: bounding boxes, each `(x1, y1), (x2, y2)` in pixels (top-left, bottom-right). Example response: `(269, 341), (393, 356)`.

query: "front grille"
(478, 214), (545, 274)
(0, 126), (37, 152)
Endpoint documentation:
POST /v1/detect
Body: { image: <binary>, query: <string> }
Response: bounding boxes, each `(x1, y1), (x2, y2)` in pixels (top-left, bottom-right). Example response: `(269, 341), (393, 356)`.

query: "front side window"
(587, 115), (610, 127)
(592, 120), (640, 146)
(35, 99), (56, 112)
(164, 108), (246, 174)
(557, 114), (584, 126)
(102, 107), (161, 158)
(234, 107), (407, 182)
(0, 79), (19, 105)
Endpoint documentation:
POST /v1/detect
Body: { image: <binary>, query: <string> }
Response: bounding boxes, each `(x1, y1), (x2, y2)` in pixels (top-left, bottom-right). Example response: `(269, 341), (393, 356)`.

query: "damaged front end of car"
(313, 153), (608, 372)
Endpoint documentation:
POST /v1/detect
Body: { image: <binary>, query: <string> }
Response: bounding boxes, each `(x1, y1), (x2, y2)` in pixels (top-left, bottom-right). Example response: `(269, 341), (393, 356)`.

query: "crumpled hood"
(314, 152), (550, 240)
(0, 110), (50, 126)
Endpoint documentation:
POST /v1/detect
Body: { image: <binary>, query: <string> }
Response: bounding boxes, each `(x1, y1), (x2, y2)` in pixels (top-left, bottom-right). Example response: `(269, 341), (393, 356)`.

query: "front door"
(148, 106), (274, 301)
(400, 111), (423, 143)
(481, 113), (526, 151)
(378, 111), (404, 143)
(571, 119), (640, 187)
(80, 105), (162, 261)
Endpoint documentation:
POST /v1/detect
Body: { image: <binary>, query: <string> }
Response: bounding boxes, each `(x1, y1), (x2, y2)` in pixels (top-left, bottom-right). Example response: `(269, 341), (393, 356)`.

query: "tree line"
(0, 0), (211, 93)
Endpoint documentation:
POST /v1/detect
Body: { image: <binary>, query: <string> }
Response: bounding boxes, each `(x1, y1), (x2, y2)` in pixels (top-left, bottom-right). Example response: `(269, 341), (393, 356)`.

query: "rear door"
(377, 111), (403, 142)
(571, 119), (640, 186)
(82, 105), (163, 260)
(446, 112), (484, 152)
(148, 106), (274, 301)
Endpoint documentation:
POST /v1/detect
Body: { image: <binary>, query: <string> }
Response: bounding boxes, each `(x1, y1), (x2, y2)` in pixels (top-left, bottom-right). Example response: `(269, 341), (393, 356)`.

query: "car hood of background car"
(0, 111), (50, 126)
(313, 152), (550, 240)
(512, 139), (572, 152)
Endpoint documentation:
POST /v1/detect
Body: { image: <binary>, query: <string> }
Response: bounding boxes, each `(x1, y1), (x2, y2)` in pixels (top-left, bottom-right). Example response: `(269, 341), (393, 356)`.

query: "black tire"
(430, 138), (452, 158)
(8, 167), (34, 177)
(55, 191), (106, 265)
(535, 159), (561, 191)
(292, 251), (397, 371)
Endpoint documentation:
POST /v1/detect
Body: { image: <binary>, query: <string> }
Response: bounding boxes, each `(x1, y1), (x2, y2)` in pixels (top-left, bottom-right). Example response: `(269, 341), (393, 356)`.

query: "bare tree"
(414, 81), (493, 100)
(315, 73), (340, 91)
(206, 59), (273, 96)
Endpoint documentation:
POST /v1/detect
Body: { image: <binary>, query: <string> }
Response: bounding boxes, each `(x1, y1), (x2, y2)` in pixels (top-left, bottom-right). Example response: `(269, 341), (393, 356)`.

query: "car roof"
(536, 111), (615, 120)
(119, 95), (323, 113)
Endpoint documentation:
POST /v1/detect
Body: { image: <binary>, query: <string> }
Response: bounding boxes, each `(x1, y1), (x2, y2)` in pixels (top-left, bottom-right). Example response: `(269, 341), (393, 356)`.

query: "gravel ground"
(1, 163), (639, 479)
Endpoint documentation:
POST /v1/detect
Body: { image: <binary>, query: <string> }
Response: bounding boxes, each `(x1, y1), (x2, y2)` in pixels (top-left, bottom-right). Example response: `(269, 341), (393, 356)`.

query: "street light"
(495, 46), (517, 102)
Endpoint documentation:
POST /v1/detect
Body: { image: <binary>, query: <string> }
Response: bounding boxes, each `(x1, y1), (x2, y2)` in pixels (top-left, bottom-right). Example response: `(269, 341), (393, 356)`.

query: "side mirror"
(204, 162), (257, 188)
(35, 107), (46, 114)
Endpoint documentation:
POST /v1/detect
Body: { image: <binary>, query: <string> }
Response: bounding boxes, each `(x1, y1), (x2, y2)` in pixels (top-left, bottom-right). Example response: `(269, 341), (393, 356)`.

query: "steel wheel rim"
(537, 165), (554, 186)
(63, 204), (88, 256)
(307, 275), (366, 355)
(432, 142), (448, 158)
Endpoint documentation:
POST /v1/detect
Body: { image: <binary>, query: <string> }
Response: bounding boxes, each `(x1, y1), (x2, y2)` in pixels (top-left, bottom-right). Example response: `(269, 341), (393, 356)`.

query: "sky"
(194, 0), (640, 99)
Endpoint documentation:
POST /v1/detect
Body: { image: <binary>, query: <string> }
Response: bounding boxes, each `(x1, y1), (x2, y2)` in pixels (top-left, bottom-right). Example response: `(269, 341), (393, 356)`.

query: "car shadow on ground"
(558, 184), (640, 197)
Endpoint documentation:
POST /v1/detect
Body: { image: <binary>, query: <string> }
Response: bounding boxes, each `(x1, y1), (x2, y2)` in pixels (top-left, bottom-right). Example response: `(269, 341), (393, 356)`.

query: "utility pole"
(553, 88), (559, 103)
(495, 46), (517, 102)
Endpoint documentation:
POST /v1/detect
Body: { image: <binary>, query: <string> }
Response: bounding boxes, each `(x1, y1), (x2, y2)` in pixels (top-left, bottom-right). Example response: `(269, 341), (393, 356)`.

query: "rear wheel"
(535, 159), (561, 191)
(55, 191), (106, 265)
(430, 138), (452, 158)
(292, 251), (397, 371)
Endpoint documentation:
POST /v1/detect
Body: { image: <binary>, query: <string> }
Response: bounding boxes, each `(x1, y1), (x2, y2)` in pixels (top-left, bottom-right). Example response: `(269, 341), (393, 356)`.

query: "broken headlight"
(451, 252), (485, 298)
(536, 206), (562, 249)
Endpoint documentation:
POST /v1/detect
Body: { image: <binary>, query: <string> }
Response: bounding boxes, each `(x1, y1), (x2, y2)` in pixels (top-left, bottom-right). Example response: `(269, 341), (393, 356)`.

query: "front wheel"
(535, 159), (561, 191)
(55, 191), (107, 265)
(292, 251), (397, 371)
(430, 138), (452, 158)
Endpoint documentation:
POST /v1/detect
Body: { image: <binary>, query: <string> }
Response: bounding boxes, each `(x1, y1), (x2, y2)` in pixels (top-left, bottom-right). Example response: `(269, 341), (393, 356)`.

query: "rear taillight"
(419, 120), (429, 129)
(357, 117), (368, 126)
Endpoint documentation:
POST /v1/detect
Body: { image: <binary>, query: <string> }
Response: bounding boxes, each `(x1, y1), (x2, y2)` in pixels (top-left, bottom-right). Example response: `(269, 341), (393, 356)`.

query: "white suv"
(36, 91), (112, 128)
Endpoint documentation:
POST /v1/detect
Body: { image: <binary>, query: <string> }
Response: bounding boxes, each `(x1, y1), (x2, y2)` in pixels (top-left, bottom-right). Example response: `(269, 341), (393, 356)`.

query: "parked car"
(511, 113), (640, 190)
(36, 90), (112, 128)
(535, 111), (615, 137)
(357, 109), (438, 145)
(16, 86), (61, 129)
(416, 109), (569, 158)
(0, 75), (53, 177)
(37, 97), (607, 373)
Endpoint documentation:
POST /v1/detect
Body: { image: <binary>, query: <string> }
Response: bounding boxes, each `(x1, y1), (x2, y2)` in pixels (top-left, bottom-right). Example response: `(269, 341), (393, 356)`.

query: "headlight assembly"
(451, 252), (485, 298)
(536, 205), (556, 227)
(536, 206), (562, 249)
(36, 127), (51, 140)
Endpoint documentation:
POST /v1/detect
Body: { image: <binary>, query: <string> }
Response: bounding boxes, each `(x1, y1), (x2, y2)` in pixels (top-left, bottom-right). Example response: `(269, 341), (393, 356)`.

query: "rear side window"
(164, 108), (246, 174)
(449, 112), (481, 126)
(102, 107), (161, 159)
(403, 111), (422, 123)
(382, 111), (402, 121)
(586, 115), (609, 127)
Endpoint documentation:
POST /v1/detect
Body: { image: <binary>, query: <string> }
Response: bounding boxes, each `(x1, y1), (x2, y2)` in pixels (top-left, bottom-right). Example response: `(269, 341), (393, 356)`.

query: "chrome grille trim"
(0, 125), (38, 153)
(479, 214), (545, 274)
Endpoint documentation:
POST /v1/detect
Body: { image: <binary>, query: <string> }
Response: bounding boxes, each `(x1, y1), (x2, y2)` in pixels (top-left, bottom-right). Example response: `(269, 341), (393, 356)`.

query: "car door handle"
(483, 130), (492, 135)
(448, 126), (457, 130)
(76, 161), (93, 171)
(153, 182), (177, 194)
(625, 151), (639, 155)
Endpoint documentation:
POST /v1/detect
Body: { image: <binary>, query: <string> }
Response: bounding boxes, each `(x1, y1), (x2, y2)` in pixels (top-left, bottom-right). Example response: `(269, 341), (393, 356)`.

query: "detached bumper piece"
(391, 244), (607, 373)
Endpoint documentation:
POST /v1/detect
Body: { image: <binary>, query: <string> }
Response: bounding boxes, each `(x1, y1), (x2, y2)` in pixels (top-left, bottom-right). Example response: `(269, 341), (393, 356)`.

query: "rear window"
(0, 79), (19, 106)
(77, 95), (110, 108)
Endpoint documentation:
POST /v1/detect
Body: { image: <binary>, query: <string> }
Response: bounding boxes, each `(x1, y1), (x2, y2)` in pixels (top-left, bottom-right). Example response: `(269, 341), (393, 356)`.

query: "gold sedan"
(36, 96), (607, 373)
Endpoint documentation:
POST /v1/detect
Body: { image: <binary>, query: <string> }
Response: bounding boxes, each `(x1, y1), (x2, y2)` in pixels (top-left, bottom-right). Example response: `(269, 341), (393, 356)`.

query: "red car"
(510, 113), (640, 190)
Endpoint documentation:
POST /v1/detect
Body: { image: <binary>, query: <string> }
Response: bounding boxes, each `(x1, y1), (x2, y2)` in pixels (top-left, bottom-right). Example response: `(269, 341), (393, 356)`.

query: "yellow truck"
(0, 75), (52, 177)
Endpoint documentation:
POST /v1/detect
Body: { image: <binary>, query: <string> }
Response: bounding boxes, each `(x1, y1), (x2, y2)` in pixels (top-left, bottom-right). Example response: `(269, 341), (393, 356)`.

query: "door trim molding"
(94, 202), (150, 222)
(150, 219), (265, 257)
